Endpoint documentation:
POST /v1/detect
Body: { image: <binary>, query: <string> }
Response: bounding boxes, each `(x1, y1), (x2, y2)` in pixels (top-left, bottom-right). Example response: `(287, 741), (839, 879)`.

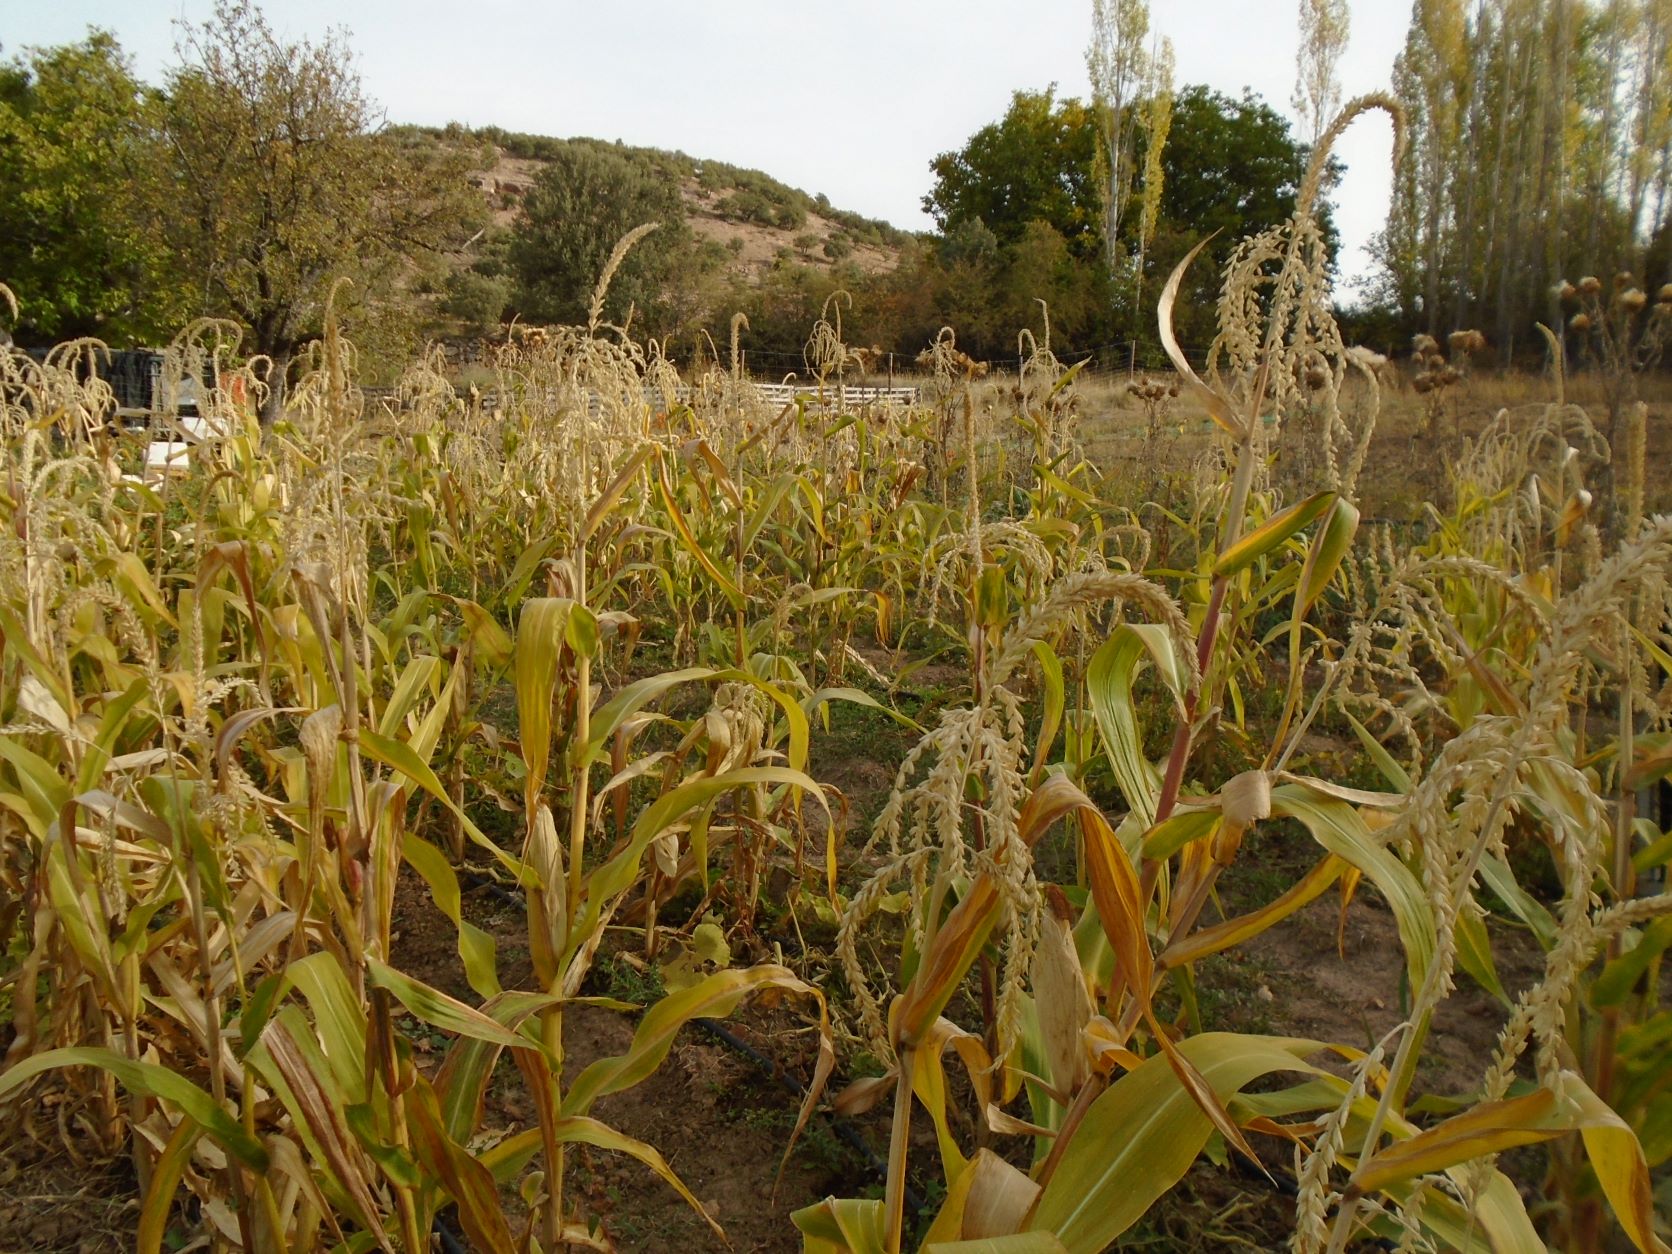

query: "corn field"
(4, 100), (1672, 1254)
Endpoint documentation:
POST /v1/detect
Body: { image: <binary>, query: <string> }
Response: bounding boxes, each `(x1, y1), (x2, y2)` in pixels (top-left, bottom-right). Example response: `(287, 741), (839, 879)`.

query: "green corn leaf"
(1030, 1033), (1319, 1252)
(403, 835), (501, 999)
(1269, 783), (1436, 992)
(564, 964), (818, 1115)
(358, 727), (517, 875)
(1086, 625), (1185, 828)
(0, 1046), (268, 1169)
(366, 957), (541, 1056)
(1294, 496), (1360, 617)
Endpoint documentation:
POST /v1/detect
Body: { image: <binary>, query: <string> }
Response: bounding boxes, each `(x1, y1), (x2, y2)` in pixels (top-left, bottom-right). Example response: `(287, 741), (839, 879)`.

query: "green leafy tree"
(1001, 219), (1098, 343)
(158, 1), (481, 409)
(0, 32), (181, 342)
(442, 269), (510, 334)
(922, 84), (1326, 350)
(507, 144), (689, 329)
(1140, 86), (1335, 344)
(922, 88), (1102, 256)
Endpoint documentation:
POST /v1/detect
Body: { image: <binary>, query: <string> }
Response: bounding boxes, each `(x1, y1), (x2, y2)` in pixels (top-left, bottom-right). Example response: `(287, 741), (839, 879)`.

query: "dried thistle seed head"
(1448, 329), (1486, 356)
(1558, 281), (1579, 303)
(1659, 284), (1672, 305)
(1440, 366), (1461, 386)
(1579, 275), (1603, 296)
(1413, 374), (1435, 394)
(1411, 333), (1438, 356)
(1615, 270), (1634, 290)
(1570, 312), (1592, 332)
(1620, 288), (1648, 314)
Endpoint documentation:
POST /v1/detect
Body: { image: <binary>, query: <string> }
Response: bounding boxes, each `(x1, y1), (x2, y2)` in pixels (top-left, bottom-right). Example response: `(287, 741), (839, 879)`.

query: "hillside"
(415, 125), (912, 286)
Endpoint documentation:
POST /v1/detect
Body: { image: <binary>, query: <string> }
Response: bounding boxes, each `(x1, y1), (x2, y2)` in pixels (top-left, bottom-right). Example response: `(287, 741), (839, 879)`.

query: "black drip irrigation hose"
(433, 1218), (468, 1254)
(452, 869), (926, 1215)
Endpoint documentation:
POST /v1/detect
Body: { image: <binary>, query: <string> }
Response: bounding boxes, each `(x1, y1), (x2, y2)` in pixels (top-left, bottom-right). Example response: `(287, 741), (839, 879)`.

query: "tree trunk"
(260, 346), (291, 424)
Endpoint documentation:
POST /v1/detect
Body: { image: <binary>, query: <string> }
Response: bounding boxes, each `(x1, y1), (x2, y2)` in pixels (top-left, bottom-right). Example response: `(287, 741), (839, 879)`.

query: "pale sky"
(2, 1), (1409, 292)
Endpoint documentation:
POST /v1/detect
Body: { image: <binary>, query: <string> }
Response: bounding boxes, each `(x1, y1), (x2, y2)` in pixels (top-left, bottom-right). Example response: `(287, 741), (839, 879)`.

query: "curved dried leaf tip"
(1158, 233), (1241, 437)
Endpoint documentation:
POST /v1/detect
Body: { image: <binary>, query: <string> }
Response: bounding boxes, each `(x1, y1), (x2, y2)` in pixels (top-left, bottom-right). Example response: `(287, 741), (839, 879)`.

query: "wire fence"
(726, 336), (1209, 384)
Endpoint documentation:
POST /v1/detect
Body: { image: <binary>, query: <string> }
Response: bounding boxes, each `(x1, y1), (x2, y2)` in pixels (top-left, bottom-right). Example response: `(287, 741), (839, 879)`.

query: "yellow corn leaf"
(582, 444), (655, 541)
(1077, 804), (1153, 1014)
(448, 596), (514, 669)
(921, 1150), (1043, 1246)
(1565, 1073), (1672, 1254)
(1029, 641), (1066, 780)
(1352, 1071), (1666, 1252)
(682, 437), (744, 507)
(376, 654), (440, 739)
(1161, 856), (1345, 971)
(894, 878), (1003, 1048)
(1347, 1087), (1569, 1198)
(1336, 864), (1362, 958)
(910, 1017), (1008, 1186)
(929, 1235), (1070, 1253)
(1084, 1016), (1145, 1076)
(1213, 491), (1336, 579)
(111, 550), (178, 626)
(256, 1014), (391, 1244)
(358, 728), (518, 875)
(514, 596), (577, 805)
(792, 1197), (887, 1253)
(656, 455), (745, 609)
(136, 1119), (203, 1254)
